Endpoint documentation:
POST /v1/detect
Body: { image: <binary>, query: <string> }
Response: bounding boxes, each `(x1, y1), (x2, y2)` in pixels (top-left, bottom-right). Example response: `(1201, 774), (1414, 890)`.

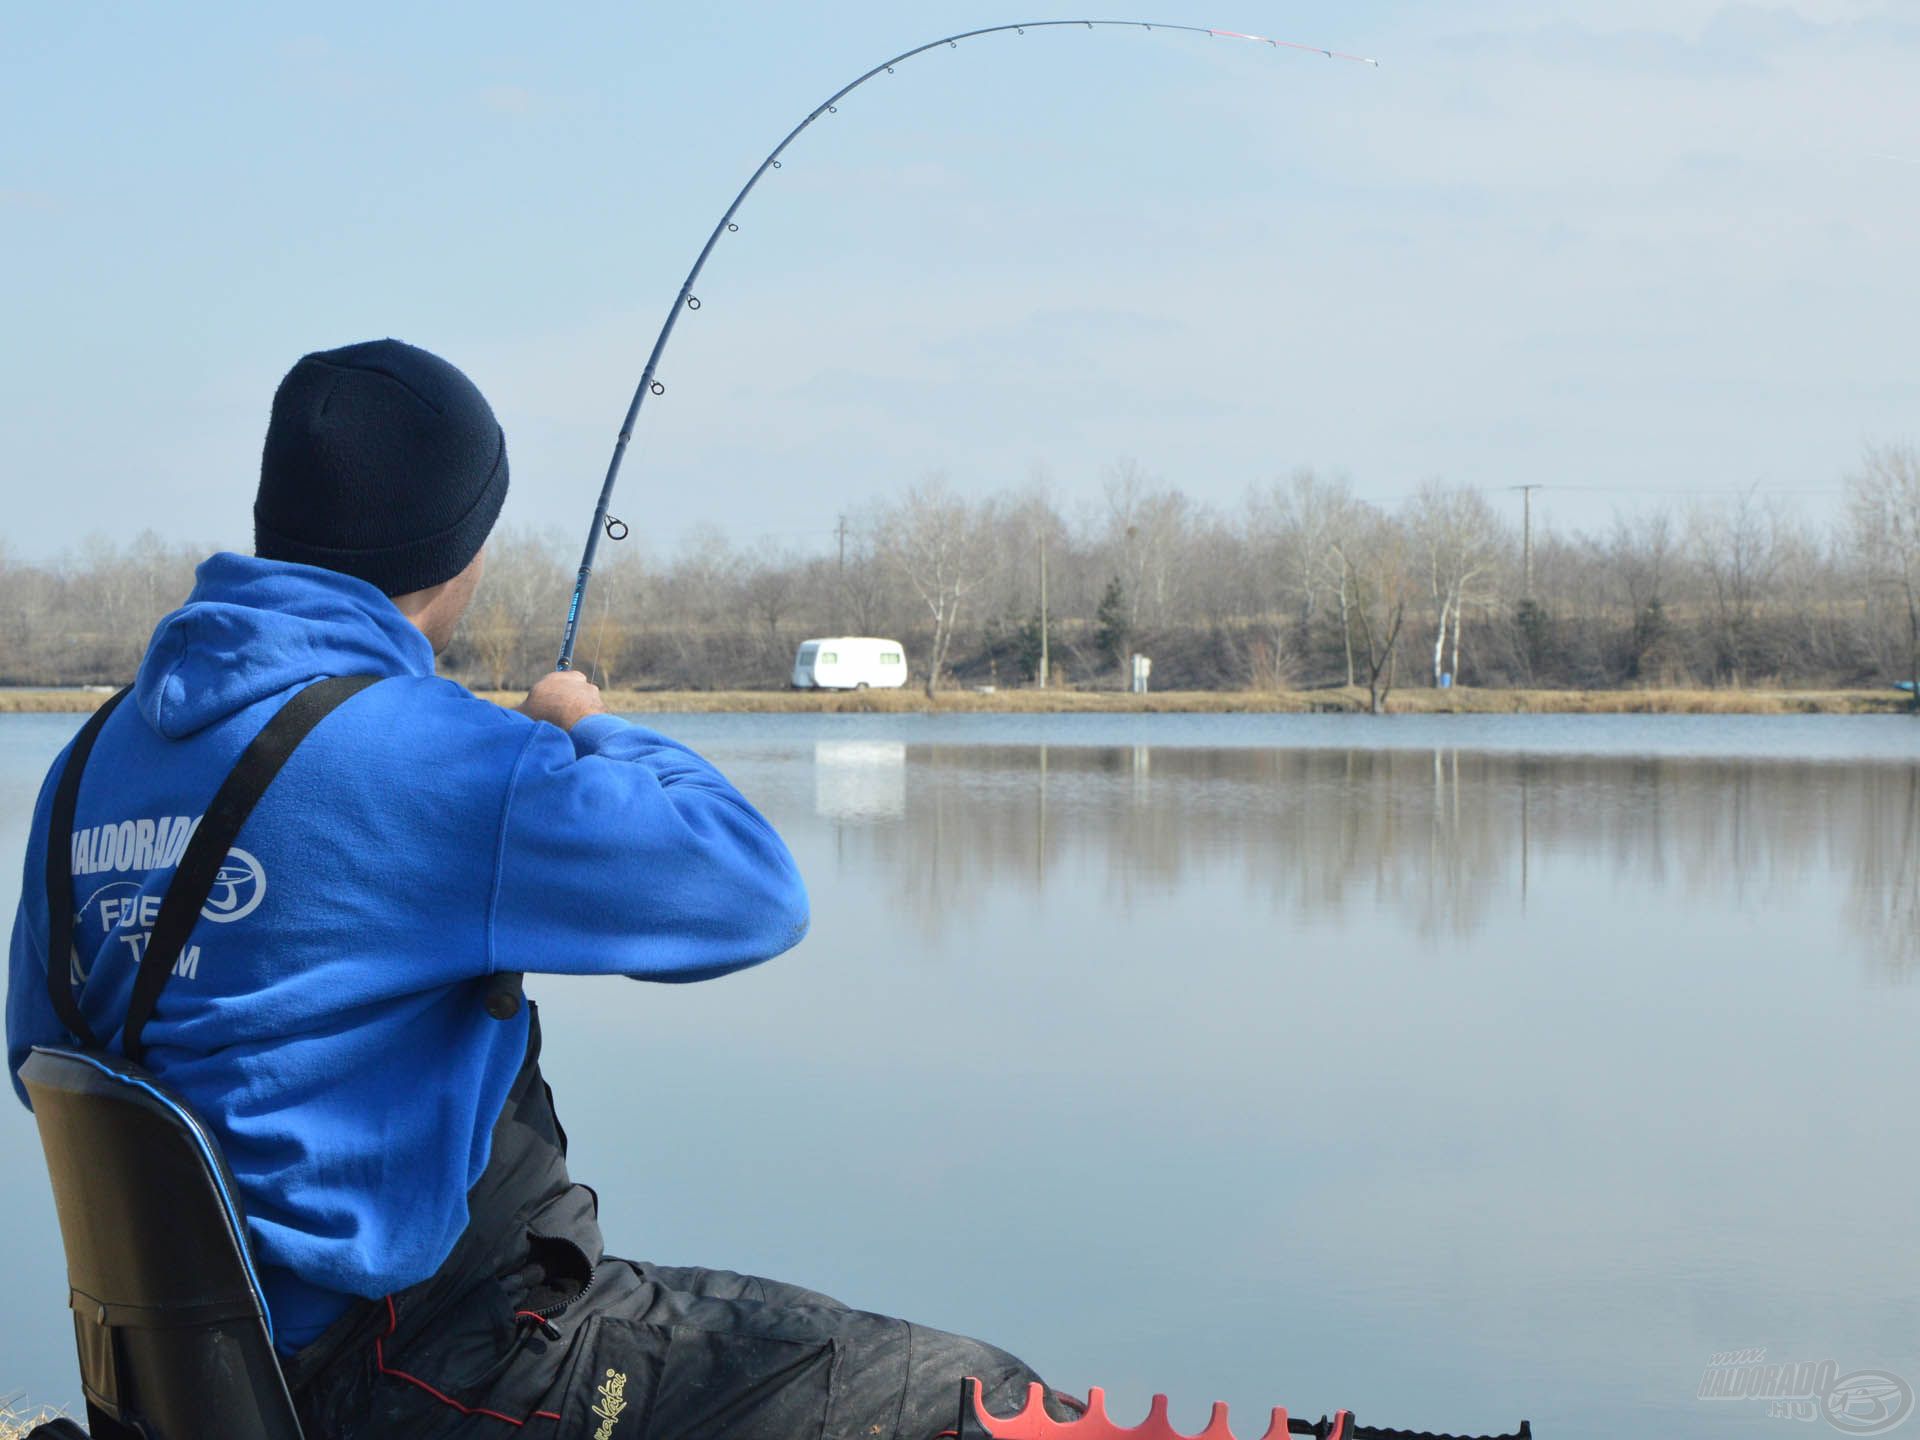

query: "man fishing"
(7, 338), (1071, 1437)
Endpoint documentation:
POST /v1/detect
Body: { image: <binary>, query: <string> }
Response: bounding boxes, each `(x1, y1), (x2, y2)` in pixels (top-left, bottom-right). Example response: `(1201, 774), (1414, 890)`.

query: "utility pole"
(1512, 485), (1542, 598)
(834, 513), (848, 632)
(1037, 534), (1050, 689)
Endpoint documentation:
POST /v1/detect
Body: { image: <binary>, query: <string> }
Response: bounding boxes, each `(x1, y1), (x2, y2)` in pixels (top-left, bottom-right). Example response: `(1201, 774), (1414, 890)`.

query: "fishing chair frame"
(22, 678), (378, 1438)
(21, 1044), (305, 1440)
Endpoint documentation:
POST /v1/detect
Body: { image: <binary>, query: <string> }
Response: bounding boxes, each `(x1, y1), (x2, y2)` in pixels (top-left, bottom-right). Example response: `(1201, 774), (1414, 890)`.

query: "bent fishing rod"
(483, 20), (1374, 1026)
(553, 17), (1378, 671)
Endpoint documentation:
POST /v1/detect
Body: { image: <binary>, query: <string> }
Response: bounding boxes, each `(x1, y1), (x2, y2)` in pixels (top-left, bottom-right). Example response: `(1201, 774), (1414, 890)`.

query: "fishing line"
(553, 18), (1378, 668)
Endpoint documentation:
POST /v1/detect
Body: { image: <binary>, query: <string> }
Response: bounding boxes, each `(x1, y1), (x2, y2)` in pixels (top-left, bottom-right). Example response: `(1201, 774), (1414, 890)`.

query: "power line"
(1344, 482), (1847, 501)
(1545, 484), (1846, 496)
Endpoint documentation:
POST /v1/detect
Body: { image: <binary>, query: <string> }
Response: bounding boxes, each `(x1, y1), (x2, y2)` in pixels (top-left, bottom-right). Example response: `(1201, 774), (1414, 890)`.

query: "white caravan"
(791, 637), (908, 690)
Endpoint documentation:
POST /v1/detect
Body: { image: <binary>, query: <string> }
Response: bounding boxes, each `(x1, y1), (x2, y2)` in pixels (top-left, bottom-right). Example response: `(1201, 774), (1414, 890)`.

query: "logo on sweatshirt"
(202, 848), (266, 923)
(69, 816), (266, 923)
(74, 878), (203, 983)
(64, 820), (268, 986)
(72, 814), (198, 877)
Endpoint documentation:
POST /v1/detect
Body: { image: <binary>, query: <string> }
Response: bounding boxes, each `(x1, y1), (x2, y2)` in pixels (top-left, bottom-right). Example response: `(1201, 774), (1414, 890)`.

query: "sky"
(2, 1), (1916, 565)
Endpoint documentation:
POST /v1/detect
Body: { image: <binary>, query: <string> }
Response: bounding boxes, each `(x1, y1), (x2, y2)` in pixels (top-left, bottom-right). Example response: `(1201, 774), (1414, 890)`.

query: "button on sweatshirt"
(7, 553), (810, 1352)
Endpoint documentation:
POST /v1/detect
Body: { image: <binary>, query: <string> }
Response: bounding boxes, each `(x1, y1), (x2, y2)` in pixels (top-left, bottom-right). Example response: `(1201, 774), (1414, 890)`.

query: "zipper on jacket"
(514, 1223), (597, 1335)
(541, 1260), (597, 1323)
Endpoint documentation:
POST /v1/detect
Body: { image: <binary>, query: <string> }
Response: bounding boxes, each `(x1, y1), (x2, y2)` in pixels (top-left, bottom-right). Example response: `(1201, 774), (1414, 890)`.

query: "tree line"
(4, 447), (1917, 708)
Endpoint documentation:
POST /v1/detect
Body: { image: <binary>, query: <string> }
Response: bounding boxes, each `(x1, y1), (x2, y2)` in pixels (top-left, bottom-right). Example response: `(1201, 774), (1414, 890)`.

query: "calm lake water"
(4, 710), (1919, 1435)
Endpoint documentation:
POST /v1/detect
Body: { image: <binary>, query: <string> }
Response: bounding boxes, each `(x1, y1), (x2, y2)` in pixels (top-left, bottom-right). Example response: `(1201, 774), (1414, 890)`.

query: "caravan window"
(819, 651), (838, 664)
(879, 652), (901, 665)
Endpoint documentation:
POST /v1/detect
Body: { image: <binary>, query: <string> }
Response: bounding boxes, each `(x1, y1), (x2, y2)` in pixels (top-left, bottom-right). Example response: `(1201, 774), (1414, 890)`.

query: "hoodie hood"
(134, 552), (435, 738)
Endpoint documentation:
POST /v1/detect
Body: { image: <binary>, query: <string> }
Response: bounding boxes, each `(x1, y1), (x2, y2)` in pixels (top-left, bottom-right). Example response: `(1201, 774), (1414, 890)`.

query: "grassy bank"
(4, 686), (1907, 716)
(529, 686), (1912, 715)
(0, 689), (126, 713)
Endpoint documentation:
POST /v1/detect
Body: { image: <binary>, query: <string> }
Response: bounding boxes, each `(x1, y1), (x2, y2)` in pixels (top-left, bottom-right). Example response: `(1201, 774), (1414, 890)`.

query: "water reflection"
(4, 714), (1917, 1430)
(813, 741), (906, 821)
(810, 745), (1920, 967)
(1847, 765), (1920, 977)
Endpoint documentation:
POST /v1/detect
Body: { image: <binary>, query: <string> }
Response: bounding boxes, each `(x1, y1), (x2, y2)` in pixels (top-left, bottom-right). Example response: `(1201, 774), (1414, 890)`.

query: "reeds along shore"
(0, 687), (1909, 716)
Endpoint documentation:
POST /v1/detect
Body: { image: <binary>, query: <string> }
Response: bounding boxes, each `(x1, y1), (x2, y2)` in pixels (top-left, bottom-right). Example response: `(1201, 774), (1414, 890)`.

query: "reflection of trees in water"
(1847, 765), (1920, 975)
(823, 746), (1916, 963)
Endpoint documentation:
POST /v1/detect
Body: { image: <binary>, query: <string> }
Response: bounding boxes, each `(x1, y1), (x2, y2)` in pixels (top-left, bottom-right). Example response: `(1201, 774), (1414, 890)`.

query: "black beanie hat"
(255, 338), (509, 596)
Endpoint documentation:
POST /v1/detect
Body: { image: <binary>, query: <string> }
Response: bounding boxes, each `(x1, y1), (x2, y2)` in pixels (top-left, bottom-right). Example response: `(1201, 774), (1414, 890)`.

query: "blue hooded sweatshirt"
(7, 553), (810, 1353)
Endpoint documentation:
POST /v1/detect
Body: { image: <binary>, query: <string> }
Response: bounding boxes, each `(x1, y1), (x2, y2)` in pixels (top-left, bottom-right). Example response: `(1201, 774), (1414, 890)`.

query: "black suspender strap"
(44, 688), (134, 1049)
(42, 675), (380, 1062)
(121, 674), (381, 1064)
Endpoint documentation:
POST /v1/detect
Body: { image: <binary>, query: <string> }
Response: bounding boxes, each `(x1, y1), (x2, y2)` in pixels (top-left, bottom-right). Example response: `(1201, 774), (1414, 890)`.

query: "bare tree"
(1325, 541), (1357, 686)
(877, 478), (995, 699)
(1608, 510), (1675, 614)
(741, 544), (801, 676)
(1690, 487), (1785, 681)
(1332, 506), (1412, 714)
(1101, 461), (1191, 632)
(1850, 445), (1920, 709)
(469, 600), (523, 691)
(580, 549), (643, 689)
(1247, 468), (1353, 675)
(1410, 482), (1501, 686)
(463, 530), (577, 682)
(1605, 509), (1682, 680)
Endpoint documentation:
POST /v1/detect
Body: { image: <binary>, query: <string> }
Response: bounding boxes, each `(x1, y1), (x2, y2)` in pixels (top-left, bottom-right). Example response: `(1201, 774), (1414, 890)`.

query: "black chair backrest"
(21, 1045), (305, 1440)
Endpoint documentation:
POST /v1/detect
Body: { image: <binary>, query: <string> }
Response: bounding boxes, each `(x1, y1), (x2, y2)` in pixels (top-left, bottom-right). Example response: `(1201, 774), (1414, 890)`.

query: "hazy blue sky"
(3, 2), (1915, 563)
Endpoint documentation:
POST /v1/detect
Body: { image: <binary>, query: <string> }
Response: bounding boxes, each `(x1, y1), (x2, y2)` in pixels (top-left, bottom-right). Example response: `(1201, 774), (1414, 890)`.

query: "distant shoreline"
(1, 686), (1909, 717)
